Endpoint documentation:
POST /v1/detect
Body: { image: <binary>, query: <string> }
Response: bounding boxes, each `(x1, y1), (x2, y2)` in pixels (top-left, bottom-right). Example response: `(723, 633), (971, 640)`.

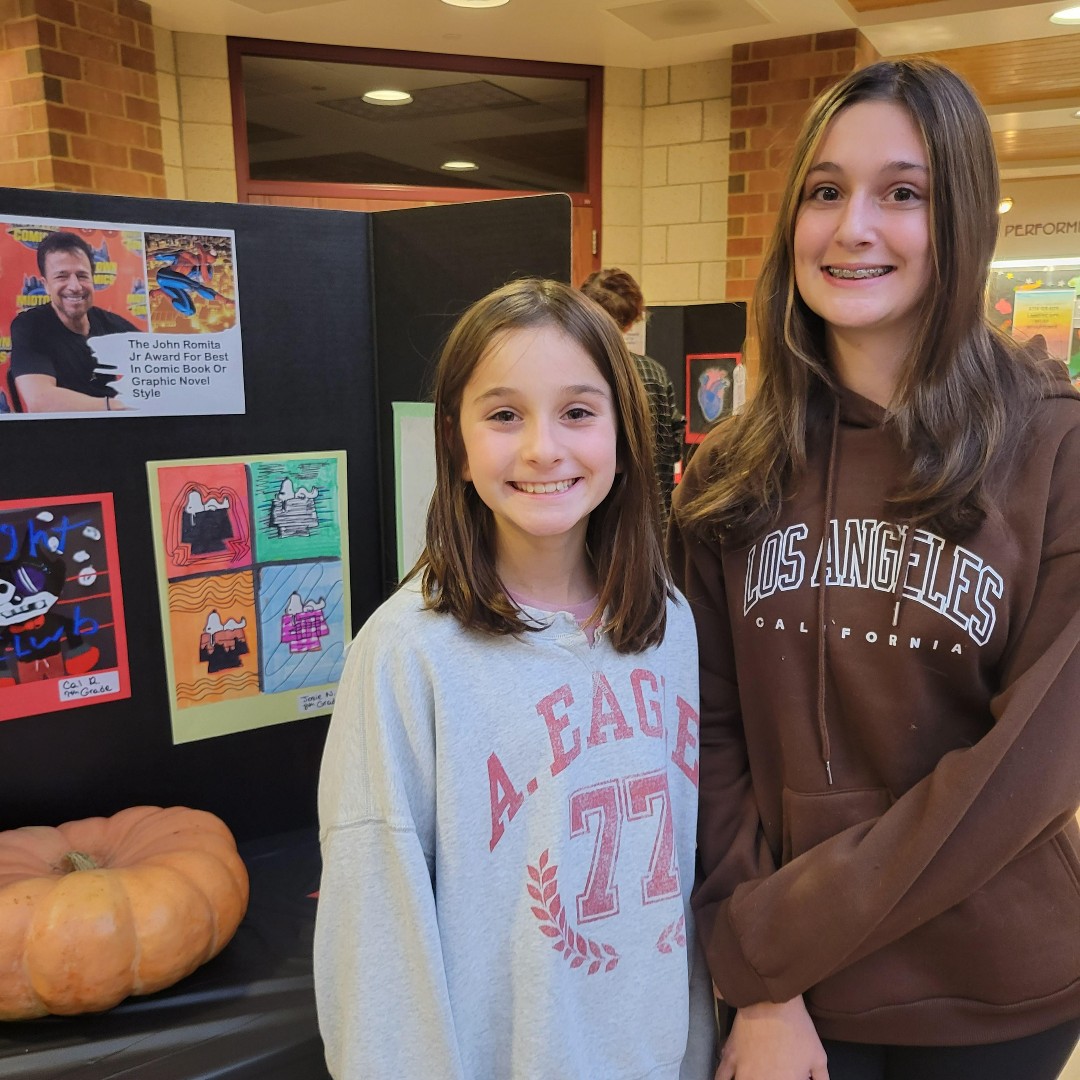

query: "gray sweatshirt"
(315, 580), (715, 1079)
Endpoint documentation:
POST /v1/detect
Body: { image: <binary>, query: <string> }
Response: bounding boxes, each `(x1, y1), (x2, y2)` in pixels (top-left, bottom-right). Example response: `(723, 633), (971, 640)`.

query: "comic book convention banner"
(0, 214), (245, 419)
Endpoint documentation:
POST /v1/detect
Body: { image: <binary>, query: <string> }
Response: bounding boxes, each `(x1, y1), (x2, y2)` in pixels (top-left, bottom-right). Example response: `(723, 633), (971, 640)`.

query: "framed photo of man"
(0, 215), (244, 419)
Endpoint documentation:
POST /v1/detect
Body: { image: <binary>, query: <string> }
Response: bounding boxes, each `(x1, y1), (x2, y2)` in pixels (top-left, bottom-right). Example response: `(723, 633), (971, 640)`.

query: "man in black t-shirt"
(10, 231), (138, 413)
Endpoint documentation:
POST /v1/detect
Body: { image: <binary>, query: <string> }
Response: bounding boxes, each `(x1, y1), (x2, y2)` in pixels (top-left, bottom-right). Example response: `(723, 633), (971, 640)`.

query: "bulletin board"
(645, 301), (748, 418)
(0, 187), (571, 840)
(371, 195), (573, 589)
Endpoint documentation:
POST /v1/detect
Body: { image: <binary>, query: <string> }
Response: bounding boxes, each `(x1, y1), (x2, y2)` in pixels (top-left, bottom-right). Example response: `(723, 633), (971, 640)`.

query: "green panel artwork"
(250, 456), (342, 564)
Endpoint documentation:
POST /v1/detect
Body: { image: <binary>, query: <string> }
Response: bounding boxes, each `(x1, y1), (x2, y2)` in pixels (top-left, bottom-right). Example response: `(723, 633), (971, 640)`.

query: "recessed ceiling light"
(362, 89), (413, 106)
(998, 196), (1013, 214)
(441, 160), (479, 171)
(442, 0), (509, 7)
(1050, 5), (1080, 24)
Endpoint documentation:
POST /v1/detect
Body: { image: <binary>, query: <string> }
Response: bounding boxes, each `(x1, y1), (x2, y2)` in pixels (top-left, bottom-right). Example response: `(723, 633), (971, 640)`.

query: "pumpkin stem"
(60, 851), (99, 873)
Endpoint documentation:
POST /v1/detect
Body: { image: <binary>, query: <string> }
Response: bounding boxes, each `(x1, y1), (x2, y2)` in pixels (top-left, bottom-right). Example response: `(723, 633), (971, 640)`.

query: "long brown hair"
(679, 58), (1044, 546)
(413, 278), (669, 653)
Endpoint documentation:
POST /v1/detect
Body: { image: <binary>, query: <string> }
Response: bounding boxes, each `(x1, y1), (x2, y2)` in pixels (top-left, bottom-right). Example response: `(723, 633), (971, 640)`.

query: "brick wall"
(600, 60), (732, 305)
(724, 29), (878, 301)
(0, 0), (164, 196)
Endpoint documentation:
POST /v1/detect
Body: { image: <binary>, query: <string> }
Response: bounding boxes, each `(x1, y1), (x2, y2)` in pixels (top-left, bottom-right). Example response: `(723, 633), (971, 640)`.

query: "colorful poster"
(987, 262), (1080, 386)
(0, 215), (244, 419)
(0, 493), (130, 721)
(1011, 288), (1077, 368)
(148, 452), (349, 744)
(685, 352), (742, 444)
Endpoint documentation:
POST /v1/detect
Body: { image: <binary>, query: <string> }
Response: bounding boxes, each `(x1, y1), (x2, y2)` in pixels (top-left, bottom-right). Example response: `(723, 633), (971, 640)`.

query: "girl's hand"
(714, 997), (829, 1080)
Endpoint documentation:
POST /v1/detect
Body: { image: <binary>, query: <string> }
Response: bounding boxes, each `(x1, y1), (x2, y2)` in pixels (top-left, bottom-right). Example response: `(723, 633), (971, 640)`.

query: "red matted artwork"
(0, 493), (131, 721)
(685, 352), (742, 444)
(155, 461), (253, 580)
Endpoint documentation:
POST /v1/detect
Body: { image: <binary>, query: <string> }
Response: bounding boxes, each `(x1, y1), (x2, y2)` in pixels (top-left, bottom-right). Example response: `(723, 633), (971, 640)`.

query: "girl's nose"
(522, 419), (562, 463)
(833, 193), (875, 247)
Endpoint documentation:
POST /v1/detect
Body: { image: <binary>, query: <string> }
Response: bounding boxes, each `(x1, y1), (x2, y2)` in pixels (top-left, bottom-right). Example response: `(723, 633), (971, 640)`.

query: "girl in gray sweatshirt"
(315, 279), (715, 1079)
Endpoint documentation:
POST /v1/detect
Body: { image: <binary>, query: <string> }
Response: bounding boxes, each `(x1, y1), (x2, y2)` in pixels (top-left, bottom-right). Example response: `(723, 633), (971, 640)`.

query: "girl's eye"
(565, 407), (595, 421)
(488, 409), (518, 423)
(890, 186), (920, 203)
(807, 184), (840, 203)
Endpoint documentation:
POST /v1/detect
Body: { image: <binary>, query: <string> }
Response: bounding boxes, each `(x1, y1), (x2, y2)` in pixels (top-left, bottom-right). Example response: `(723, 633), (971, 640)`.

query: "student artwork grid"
(0, 493), (130, 721)
(148, 452), (349, 744)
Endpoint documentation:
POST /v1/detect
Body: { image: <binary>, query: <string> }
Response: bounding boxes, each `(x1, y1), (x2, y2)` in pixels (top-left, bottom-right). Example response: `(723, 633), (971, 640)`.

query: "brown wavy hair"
(581, 267), (646, 333)
(412, 278), (669, 653)
(679, 58), (1044, 546)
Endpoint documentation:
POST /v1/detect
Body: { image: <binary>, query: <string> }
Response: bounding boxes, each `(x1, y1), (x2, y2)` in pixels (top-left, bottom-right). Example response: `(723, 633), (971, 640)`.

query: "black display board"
(0, 189), (571, 841)
(370, 194), (572, 589)
(645, 301), (748, 426)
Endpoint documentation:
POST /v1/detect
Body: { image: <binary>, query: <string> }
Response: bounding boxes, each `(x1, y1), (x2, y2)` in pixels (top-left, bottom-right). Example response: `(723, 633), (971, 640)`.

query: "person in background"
(315, 278), (714, 1079)
(10, 230), (136, 413)
(670, 58), (1080, 1080)
(582, 267), (684, 525)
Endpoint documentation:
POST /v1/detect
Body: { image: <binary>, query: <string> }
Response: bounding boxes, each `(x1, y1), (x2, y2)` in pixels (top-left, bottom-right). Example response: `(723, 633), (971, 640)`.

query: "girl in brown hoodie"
(671, 58), (1080, 1080)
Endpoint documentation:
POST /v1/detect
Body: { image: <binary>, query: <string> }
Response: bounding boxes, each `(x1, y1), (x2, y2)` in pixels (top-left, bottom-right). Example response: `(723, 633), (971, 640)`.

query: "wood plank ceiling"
(846, 0), (1080, 175)
(923, 33), (1080, 173)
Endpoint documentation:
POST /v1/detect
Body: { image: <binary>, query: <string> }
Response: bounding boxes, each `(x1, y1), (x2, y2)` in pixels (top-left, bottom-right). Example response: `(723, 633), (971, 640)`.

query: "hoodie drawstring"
(892, 522), (913, 628)
(817, 400), (841, 787)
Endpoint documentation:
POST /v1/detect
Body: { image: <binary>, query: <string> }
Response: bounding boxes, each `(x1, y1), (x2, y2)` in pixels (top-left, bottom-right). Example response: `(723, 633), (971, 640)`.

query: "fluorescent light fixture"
(442, 0), (509, 7)
(362, 89), (413, 106)
(1074, 108), (1080, 119)
(998, 196), (1013, 214)
(1049, 5), (1080, 23)
(441, 160), (479, 171)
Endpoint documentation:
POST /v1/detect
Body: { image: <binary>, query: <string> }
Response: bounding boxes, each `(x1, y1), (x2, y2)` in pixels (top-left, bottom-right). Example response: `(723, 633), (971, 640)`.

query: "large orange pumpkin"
(0, 805), (249, 1020)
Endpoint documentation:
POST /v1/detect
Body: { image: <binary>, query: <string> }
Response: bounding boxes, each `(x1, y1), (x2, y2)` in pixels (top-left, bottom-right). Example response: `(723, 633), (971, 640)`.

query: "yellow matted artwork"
(147, 450), (349, 744)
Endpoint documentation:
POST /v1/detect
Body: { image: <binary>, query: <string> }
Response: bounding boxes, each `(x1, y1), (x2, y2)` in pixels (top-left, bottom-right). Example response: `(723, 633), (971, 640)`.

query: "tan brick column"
(725, 30), (878, 301)
(0, 0), (165, 196)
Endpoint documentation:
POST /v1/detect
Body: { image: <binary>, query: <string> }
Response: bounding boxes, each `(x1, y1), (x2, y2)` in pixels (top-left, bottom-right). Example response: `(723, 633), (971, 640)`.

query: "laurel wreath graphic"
(527, 849), (619, 974)
(655, 913), (686, 954)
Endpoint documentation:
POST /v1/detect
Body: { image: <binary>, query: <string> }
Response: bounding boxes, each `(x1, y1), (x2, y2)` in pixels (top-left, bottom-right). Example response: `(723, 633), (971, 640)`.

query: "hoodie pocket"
(781, 786), (893, 863)
(809, 831), (1080, 1018)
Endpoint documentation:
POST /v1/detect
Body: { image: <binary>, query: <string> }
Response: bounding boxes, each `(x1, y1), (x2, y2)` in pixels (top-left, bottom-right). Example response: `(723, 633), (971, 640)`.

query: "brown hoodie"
(670, 368), (1080, 1046)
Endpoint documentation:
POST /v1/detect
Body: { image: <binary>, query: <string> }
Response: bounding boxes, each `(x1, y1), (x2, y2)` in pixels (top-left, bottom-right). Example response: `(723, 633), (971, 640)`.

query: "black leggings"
(820, 1018), (1080, 1080)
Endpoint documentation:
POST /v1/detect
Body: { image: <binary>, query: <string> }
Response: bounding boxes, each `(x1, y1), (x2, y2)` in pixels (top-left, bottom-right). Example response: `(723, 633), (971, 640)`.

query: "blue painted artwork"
(255, 559), (346, 695)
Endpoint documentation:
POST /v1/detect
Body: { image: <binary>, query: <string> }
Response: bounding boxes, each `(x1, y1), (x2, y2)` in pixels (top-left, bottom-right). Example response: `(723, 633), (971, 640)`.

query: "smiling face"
(793, 100), (932, 397)
(458, 322), (619, 575)
(43, 247), (95, 334)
